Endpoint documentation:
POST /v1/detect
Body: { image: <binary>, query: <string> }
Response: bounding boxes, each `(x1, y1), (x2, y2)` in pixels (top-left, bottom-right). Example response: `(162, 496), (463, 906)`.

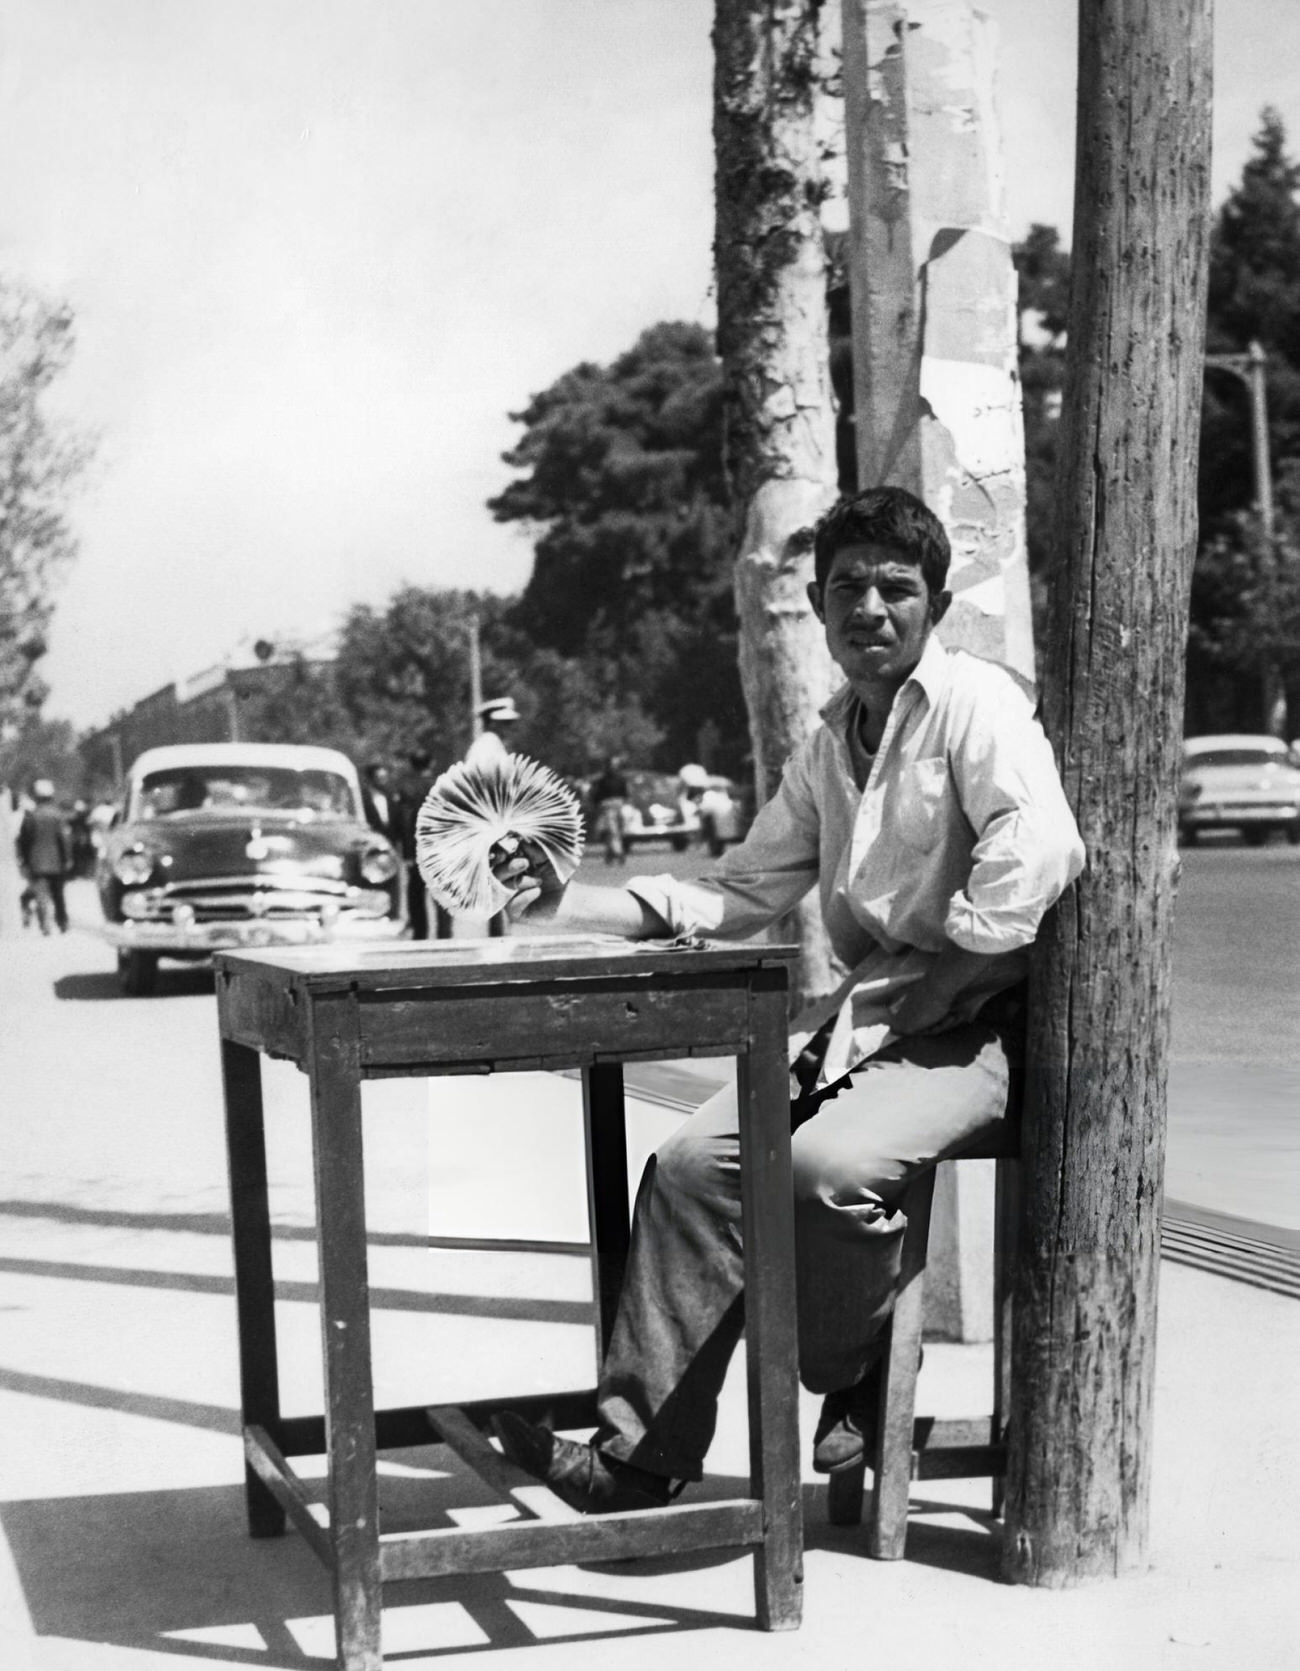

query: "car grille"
(129, 877), (381, 923)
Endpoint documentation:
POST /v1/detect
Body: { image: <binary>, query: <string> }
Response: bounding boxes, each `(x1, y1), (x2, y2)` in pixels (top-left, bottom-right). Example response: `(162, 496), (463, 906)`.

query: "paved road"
(4, 840), (1296, 1241)
(1166, 842), (1300, 1233)
(584, 839), (1300, 1237)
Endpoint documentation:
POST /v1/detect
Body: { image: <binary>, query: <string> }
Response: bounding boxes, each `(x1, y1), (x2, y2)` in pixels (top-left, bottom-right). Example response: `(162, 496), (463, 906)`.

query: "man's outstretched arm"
(494, 840), (669, 938)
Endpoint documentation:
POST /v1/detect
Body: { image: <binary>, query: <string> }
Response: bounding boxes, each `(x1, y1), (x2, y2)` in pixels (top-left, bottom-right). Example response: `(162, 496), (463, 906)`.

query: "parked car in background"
(97, 743), (404, 994)
(617, 769), (753, 855)
(1178, 734), (1300, 846)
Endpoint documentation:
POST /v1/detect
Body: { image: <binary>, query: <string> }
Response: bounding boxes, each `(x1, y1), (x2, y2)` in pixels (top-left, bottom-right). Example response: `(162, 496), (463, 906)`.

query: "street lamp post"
(467, 611), (483, 740)
(1204, 340), (1286, 736)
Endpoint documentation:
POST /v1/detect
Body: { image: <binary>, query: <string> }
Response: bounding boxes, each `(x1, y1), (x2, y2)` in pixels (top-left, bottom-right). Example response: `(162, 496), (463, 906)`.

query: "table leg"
(737, 973), (803, 1630)
(582, 1063), (629, 1363)
(220, 1037), (284, 1539)
(309, 998), (382, 1671)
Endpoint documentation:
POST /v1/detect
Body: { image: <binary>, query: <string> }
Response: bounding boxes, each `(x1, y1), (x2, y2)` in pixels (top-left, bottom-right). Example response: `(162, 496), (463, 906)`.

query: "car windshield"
(133, 765), (359, 820)
(1186, 748), (1285, 769)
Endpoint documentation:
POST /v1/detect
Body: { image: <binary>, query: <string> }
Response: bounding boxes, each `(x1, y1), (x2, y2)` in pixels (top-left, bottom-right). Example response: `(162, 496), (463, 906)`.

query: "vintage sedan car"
(1178, 734), (1300, 846)
(98, 743), (404, 993)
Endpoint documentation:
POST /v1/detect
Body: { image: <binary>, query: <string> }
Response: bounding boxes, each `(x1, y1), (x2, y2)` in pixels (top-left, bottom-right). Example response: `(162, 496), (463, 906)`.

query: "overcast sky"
(3, 0), (1298, 730)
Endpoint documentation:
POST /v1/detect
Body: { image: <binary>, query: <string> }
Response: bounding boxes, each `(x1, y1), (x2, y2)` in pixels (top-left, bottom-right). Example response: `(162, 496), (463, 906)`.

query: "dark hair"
(811, 487), (951, 594)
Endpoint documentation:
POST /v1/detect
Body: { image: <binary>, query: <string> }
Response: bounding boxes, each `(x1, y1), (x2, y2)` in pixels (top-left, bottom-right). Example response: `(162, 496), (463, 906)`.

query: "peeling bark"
(842, 0), (1034, 685)
(1005, 0), (1213, 1586)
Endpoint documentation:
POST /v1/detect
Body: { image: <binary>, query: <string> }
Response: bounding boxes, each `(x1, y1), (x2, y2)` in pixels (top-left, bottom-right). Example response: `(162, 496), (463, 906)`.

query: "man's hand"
(886, 944), (1003, 1036)
(490, 836), (568, 922)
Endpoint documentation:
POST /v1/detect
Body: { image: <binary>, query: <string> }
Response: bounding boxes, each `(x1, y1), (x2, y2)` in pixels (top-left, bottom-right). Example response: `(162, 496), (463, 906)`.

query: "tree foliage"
(488, 322), (748, 772)
(1191, 108), (1300, 729)
(0, 712), (82, 798)
(0, 276), (91, 727)
(1012, 120), (1300, 732)
(1201, 109), (1300, 527)
(237, 585), (666, 782)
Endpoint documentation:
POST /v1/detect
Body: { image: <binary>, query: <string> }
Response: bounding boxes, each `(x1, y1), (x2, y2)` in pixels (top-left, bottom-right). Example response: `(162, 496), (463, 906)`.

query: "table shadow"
(0, 1467), (754, 1667)
(54, 967), (216, 1002)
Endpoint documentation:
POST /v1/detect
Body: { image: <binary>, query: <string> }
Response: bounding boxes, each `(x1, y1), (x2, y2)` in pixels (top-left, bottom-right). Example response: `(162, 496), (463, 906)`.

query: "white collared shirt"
(627, 638), (1085, 1076)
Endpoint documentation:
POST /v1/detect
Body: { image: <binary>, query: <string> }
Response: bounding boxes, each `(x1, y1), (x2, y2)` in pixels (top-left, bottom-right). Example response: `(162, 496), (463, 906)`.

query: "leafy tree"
(329, 587), (508, 769)
(489, 322), (748, 772)
(1191, 108), (1300, 729)
(234, 657), (360, 759)
(1187, 471), (1300, 732)
(0, 712), (83, 799)
(0, 276), (92, 728)
(1201, 108), (1300, 529)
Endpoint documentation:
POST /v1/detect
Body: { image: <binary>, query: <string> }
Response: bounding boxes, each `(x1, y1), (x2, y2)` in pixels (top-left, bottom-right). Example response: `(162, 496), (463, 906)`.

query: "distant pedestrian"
(15, 780), (73, 935)
(70, 800), (95, 876)
(396, 748), (448, 940)
(464, 697), (520, 772)
(588, 755), (629, 865)
(360, 760), (399, 842)
(87, 798), (117, 857)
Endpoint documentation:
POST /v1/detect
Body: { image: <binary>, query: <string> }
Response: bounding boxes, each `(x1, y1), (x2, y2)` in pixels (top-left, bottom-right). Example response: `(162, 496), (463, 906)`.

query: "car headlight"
(359, 845), (398, 884)
(113, 847), (157, 885)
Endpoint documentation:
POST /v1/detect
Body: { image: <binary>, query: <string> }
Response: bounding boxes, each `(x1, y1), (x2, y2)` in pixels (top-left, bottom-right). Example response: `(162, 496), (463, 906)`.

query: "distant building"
(80, 630), (339, 791)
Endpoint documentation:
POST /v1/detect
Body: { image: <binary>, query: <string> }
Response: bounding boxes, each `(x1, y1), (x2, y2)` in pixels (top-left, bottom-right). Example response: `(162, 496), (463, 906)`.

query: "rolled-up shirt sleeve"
(626, 744), (822, 940)
(943, 680), (1086, 955)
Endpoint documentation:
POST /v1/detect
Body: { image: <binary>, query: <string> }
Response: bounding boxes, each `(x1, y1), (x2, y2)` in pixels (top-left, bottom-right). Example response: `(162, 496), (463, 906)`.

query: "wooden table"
(215, 936), (803, 1669)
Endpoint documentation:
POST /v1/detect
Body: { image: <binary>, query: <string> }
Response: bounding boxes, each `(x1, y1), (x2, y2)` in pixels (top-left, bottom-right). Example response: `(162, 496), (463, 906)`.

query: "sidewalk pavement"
(0, 910), (1297, 1670)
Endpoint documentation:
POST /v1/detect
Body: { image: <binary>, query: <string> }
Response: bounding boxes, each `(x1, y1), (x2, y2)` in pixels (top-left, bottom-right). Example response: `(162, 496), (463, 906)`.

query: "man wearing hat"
(464, 696), (520, 771)
(16, 780), (74, 935)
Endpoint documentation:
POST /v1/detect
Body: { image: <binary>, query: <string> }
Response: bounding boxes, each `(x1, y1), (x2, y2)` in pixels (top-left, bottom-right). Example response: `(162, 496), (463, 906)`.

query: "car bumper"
(98, 916), (406, 955)
(1180, 804), (1300, 829)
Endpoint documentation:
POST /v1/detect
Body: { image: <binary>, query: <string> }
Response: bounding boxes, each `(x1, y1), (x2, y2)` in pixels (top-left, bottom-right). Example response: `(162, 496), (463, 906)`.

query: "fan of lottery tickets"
(414, 753), (585, 917)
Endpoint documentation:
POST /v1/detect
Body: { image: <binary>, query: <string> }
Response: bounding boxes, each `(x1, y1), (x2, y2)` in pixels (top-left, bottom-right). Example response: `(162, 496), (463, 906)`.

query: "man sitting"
(490, 486), (1085, 1512)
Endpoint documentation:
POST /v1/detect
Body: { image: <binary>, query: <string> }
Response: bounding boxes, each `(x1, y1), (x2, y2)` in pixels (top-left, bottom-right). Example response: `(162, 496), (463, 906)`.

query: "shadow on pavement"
(1, 1440), (1005, 1664)
(0, 1364), (241, 1434)
(807, 1490), (1002, 1582)
(0, 1472), (752, 1665)
(0, 1253), (594, 1327)
(53, 967), (216, 1002)
(0, 1199), (589, 1258)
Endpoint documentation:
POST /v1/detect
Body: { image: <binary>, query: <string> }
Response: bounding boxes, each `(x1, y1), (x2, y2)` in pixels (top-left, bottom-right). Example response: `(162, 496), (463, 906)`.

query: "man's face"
(809, 542), (950, 697)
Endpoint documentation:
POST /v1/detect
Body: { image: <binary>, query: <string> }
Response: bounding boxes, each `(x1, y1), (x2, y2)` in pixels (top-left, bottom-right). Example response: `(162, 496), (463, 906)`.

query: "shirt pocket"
(895, 756), (949, 851)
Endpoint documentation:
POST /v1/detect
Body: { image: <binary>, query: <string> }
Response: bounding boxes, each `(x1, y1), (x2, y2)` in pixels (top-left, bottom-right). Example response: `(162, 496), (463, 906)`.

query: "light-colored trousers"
(594, 1016), (1017, 1481)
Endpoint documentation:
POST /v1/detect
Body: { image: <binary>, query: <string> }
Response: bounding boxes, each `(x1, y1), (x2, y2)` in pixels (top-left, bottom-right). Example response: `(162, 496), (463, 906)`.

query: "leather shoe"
(812, 1364), (882, 1474)
(491, 1411), (679, 1514)
(812, 1346), (924, 1473)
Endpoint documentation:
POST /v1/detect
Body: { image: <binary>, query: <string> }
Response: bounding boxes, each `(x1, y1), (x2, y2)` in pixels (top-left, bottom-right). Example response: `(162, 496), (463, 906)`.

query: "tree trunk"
(714, 0), (842, 1005)
(1004, 0), (1213, 1585)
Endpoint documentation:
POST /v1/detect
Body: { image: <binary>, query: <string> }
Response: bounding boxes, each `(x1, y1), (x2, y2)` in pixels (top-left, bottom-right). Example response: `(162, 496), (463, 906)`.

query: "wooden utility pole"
(1005, 0), (1213, 1585)
(713, 0), (842, 1003)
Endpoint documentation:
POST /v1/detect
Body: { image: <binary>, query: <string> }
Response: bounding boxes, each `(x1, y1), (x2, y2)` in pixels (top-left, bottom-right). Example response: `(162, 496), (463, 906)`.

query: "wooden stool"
(826, 1149), (1020, 1558)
